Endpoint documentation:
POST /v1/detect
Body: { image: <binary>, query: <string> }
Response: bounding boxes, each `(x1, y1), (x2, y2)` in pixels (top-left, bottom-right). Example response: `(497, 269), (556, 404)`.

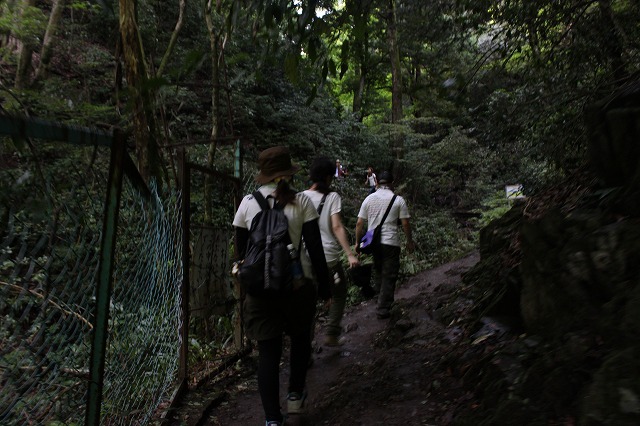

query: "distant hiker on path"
(354, 171), (415, 319)
(302, 156), (360, 347)
(334, 159), (347, 179)
(232, 146), (332, 426)
(364, 166), (377, 194)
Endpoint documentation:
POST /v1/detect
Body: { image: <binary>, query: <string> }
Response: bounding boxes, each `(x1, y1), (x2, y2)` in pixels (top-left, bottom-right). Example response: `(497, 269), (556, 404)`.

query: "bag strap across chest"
(378, 195), (397, 227)
(316, 193), (329, 215)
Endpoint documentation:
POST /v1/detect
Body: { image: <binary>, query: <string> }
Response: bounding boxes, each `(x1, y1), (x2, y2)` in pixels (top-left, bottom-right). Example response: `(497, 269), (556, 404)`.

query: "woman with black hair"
(302, 156), (359, 347)
(233, 146), (332, 426)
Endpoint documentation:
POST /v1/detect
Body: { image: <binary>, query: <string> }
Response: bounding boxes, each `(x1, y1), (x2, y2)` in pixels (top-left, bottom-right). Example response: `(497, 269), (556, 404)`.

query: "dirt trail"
(171, 251), (480, 426)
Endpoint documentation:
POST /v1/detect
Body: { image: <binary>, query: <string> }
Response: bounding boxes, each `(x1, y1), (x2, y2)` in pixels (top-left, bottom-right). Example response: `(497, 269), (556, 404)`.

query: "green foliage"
(188, 315), (235, 366)
(0, 5), (47, 46)
(408, 209), (476, 272)
(462, 0), (640, 187)
(400, 126), (496, 210)
(474, 190), (513, 229)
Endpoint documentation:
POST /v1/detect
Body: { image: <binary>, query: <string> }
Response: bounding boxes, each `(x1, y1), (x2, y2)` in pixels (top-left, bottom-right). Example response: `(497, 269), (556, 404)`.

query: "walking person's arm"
(234, 227), (249, 260)
(401, 218), (415, 254)
(331, 214), (359, 268)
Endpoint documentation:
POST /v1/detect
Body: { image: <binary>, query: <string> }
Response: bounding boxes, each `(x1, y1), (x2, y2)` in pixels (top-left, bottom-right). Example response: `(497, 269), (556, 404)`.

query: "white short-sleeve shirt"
(232, 183), (319, 251)
(302, 190), (342, 266)
(366, 173), (377, 188)
(357, 187), (410, 247)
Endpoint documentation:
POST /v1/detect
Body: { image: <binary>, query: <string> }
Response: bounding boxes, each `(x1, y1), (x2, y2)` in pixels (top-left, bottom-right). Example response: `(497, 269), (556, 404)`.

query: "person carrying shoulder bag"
(355, 171), (415, 319)
(302, 156), (359, 347)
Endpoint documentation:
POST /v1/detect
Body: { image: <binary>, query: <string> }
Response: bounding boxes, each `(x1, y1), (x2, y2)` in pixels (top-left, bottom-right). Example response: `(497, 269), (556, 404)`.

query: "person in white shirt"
(232, 146), (331, 426)
(364, 166), (377, 194)
(302, 157), (359, 347)
(354, 171), (415, 319)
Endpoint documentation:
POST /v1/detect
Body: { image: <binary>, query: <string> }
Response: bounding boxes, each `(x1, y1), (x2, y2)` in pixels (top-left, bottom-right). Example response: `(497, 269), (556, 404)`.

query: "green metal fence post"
(233, 140), (245, 349)
(178, 148), (190, 389)
(85, 130), (125, 426)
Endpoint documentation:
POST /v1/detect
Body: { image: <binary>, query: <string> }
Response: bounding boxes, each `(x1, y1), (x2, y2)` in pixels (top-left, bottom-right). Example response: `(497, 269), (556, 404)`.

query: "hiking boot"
(287, 391), (307, 414)
(323, 335), (343, 347)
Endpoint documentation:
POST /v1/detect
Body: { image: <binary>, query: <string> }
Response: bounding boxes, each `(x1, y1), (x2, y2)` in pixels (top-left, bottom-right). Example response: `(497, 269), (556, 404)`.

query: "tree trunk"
(386, 0), (402, 124)
(350, 0), (374, 122)
(34, 0), (64, 82)
(352, 67), (366, 121)
(352, 32), (366, 120)
(156, 0), (186, 78)
(598, 0), (627, 83)
(385, 0), (404, 173)
(204, 0), (223, 223)
(119, 0), (161, 183)
(14, 0), (36, 89)
(352, 17), (369, 122)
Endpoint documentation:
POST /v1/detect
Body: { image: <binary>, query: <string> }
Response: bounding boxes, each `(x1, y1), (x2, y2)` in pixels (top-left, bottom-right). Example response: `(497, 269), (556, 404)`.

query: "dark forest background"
(2, 1), (640, 424)
(4, 0), (639, 272)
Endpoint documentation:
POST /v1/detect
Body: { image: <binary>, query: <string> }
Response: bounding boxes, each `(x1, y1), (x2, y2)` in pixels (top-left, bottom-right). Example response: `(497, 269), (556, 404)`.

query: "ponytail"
(274, 178), (297, 206)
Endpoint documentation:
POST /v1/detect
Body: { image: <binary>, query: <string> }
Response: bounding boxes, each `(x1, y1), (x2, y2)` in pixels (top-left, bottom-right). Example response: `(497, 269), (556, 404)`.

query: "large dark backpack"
(237, 191), (294, 297)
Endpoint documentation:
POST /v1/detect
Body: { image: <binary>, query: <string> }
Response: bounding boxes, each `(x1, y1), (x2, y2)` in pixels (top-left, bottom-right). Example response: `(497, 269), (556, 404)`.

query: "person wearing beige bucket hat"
(233, 145), (332, 426)
(254, 145), (300, 184)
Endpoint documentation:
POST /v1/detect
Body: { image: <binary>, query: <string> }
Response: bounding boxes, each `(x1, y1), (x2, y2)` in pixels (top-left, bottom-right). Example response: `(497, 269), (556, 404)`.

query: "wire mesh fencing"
(100, 179), (183, 426)
(1, 121), (183, 426)
(0, 140), (109, 425)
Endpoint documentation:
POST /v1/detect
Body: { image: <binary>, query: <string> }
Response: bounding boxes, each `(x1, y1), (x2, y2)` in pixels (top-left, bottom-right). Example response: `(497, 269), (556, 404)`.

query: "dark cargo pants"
(373, 244), (401, 317)
(325, 262), (348, 337)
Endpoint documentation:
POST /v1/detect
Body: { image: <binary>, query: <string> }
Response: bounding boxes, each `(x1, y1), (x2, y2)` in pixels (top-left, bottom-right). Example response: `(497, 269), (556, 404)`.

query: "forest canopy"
(1, 0), (639, 230)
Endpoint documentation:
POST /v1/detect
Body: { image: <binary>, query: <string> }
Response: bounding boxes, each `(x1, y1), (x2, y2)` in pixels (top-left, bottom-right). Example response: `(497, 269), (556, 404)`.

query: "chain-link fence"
(0, 117), (183, 426)
(100, 179), (183, 426)
(183, 150), (249, 383)
(1, 136), (108, 425)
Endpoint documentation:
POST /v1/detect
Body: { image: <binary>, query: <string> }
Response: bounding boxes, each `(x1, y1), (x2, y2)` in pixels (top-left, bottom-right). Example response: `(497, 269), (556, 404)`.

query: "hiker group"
(232, 146), (415, 426)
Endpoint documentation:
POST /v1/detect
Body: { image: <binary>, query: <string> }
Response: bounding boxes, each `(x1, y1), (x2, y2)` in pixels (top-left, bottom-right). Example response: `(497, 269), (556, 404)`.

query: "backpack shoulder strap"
(316, 193), (329, 215)
(252, 191), (271, 211)
(380, 195), (397, 225)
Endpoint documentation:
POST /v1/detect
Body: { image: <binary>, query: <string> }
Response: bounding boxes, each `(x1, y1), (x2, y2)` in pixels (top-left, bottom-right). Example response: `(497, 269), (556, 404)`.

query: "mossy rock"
(518, 207), (640, 339)
(483, 398), (544, 426)
(580, 346), (640, 425)
(519, 209), (597, 336)
(478, 203), (523, 257)
(601, 277), (640, 346)
(585, 84), (640, 191)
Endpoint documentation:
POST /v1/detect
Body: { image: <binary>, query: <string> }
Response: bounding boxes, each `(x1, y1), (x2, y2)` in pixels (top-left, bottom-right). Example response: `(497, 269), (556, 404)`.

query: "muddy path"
(167, 251), (481, 426)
